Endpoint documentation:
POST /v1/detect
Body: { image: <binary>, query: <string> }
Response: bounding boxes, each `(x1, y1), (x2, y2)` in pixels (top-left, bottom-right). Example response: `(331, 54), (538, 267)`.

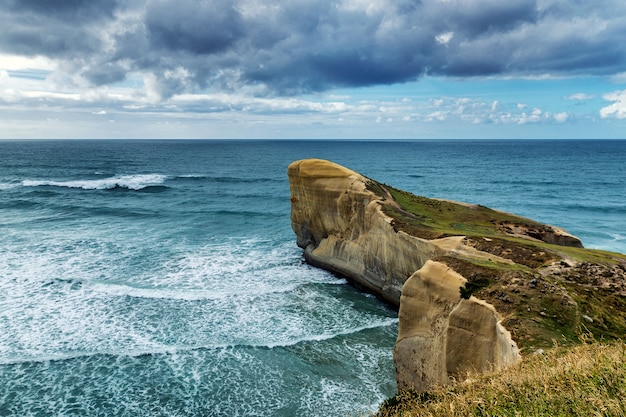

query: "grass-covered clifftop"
(367, 180), (626, 351)
(376, 336), (626, 417)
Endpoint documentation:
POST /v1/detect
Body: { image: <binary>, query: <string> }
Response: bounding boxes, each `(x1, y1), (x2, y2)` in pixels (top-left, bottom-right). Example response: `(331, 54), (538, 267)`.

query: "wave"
(558, 202), (626, 215)
(263, 318), (399, 349)
(171, 175), (282, 184)
(0, 318), (398, 366)
(0, 346), (195, 366)
(0, 182), (19, 190)
(85, 275), (349, 301)
(21, 174), (168, 191)
(87, 281), (305, 301)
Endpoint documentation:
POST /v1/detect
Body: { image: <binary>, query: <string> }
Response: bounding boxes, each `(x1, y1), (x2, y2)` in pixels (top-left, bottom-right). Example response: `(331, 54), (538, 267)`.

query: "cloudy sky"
(1, 0), (626, 139)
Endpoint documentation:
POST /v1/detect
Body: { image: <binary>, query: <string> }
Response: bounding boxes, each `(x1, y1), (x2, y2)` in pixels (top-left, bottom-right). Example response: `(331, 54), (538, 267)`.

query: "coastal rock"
(288, 158), (443, 304)
(394, 260), (520, 391)
(288, 158), (626, 393)
(494, 221), (583, 248)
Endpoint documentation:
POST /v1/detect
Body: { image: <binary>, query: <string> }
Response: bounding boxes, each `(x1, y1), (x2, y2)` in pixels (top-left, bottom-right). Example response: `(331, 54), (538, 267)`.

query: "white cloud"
(411, 96), (579, 127)
(142, 73), (163, 103)
(554, 112), (569, 122)
(338, 0), (388, 15)
(0, 54), (56, 71)
(431, 98), (444, 107)
(565, 93), (594, 100)
(610, 72), (626, 84)
(518, 110), (543, 124)
(435, 31), (454, 45)
(600, 89), (626, 119)
(426, 110), (448, 121)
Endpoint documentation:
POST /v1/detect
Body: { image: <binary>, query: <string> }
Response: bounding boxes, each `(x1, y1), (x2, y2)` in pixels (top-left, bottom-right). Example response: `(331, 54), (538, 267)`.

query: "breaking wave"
(21, 174), (168, 191)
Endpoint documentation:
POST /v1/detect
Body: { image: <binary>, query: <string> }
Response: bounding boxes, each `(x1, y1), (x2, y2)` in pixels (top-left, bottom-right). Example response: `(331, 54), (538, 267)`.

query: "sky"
(1, 0), (626, 139)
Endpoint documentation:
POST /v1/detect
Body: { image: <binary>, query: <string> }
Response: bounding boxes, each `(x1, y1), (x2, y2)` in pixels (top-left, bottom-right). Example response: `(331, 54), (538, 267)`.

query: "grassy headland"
(367, 180), (626, 416)
(376, 336), (626, 417)
(367, 180), (626, 351)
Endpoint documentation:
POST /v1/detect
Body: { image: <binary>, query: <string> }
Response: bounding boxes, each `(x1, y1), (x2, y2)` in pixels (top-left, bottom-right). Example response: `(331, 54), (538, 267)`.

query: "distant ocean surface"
(1, 139), (625, 416)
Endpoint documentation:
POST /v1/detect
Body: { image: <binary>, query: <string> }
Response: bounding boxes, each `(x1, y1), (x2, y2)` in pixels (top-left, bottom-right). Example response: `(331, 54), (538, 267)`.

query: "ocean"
(1, 139), (625, 416)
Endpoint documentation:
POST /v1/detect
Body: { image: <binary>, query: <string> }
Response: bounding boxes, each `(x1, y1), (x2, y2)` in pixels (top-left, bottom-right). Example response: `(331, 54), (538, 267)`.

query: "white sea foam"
(0, 182), (18, 190)
(21, 174), (168, 190)
(0, 316), (398, 366)
(0, 230), (393, 372)
(86, 280), (304, 301)
(262, 318), (399, 349)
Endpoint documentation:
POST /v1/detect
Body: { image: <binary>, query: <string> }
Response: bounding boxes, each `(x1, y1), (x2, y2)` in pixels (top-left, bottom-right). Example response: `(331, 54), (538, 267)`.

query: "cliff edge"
(288, 158), (626, 392)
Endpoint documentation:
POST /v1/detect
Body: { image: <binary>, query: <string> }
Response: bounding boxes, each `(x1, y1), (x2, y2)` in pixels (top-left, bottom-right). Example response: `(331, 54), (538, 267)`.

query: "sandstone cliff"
(288, 158), (626, 392)
(288, 158), (443, 305)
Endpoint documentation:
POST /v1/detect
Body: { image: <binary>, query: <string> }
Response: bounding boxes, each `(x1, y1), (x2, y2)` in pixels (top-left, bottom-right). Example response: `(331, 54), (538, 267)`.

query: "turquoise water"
(1, 139), (625, 416)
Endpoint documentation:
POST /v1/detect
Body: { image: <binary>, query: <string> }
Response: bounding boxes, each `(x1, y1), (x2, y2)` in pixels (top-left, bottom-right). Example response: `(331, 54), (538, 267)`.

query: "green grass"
(375, 337), (626, 417)
(382, 186), (542, 240)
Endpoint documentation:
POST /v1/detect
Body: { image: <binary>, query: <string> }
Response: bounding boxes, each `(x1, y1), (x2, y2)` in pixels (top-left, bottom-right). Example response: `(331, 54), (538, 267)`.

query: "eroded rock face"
(288, 158), (443, 304)
(393, 260), (468, 391)
(394, 261), (520, 391)
(288, 158), (521, 391)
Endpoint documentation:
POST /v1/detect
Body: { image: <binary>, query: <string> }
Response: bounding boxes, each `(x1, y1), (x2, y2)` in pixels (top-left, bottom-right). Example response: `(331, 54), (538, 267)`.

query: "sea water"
(0, 139), (624, 416)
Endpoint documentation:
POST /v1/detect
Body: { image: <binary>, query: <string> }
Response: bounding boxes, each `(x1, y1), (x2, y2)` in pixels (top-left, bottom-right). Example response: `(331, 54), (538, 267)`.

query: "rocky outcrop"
(288, 158), (626, 393)
(288, 158), (442, 304)
(494, 221), (583, 248)
(395, 260), (519, 391)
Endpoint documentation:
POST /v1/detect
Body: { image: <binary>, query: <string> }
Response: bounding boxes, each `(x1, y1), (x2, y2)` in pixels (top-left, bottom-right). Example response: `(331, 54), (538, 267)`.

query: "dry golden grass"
(376, 336), (626, 417)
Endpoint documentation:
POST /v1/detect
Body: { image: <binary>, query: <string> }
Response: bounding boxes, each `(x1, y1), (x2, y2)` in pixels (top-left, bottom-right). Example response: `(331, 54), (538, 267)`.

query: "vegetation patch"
(376, 337), (626, 417)
(432, 256), (500, 299)
(381, 185), (543, 239)
(464, 236), (558, 268)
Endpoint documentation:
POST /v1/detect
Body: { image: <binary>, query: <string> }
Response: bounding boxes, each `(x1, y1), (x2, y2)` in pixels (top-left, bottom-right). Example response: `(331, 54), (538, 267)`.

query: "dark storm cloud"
(2, 0), (626, 96)
(0, 0), (120, 56)
(4, 0), (119, 19)
(145, 0), (244, 54)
